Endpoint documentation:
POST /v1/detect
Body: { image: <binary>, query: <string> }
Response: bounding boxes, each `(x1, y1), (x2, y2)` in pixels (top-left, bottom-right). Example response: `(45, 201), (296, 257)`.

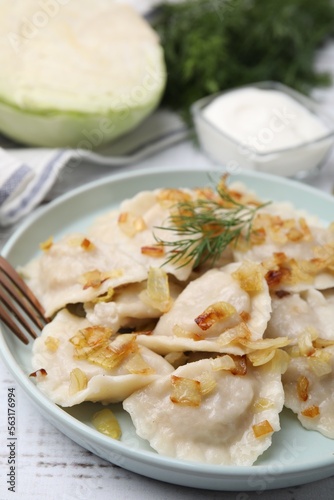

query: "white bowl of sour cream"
(191, 81), (334, 177)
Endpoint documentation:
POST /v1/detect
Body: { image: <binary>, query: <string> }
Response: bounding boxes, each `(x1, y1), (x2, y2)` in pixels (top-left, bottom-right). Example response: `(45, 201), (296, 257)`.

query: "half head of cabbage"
(0, 0), (166, 148)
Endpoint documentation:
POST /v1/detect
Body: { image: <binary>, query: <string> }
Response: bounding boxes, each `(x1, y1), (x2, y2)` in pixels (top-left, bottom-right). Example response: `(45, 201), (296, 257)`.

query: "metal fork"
(0, 256), (48, 345)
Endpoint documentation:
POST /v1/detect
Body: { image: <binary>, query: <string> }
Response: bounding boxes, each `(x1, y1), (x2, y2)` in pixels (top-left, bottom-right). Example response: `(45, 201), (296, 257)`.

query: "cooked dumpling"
(20, 233), (148, 316)
(262, 248), (334, 293)
(31, 309), (173, 407)
(282, 345), (334, 438)
(233, 203), (334, 292)
(123, 356), (285, 465)
(233, 201), (326, 263)
(137, 262), (271, 355)
(88, 189), (200, 282)
(85, 278), (184, 332)
(255, 200), (321, 226)
(266, 289), (334, 342)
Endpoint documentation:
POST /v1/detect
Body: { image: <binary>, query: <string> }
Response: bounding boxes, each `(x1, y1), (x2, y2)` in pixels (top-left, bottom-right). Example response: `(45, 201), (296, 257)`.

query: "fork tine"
(0, 302), (30, 345)
(0, 256), (46, 319)
(0, 272), (46, 330)
(0, 286), (38, 341)
(0, 256), (48, 344)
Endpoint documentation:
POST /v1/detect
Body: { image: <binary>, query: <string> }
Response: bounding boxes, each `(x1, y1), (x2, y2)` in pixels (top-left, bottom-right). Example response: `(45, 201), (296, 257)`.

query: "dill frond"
(155, 181), (269, 268)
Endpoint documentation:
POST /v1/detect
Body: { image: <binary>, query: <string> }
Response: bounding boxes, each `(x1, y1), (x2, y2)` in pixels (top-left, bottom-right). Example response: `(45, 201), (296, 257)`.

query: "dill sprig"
(155, 183), (269, 268)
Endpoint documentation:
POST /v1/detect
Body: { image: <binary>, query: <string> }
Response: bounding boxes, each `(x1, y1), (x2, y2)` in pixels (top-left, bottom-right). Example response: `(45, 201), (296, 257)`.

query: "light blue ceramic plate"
(1, 166), (334, 491)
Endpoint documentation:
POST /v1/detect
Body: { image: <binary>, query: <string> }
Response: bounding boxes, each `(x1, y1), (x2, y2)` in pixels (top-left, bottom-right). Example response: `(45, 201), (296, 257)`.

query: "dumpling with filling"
(266, 288), (334, 343)
(31, 309), (173, 406)
(137, 262), (272, 355)
(123, 355), (285, 465)
(232, 203), (334, 292)
(233, 201), (326, 263)
(20, 233), (148, 316)
(88, 188), (201, 282)
(233, 204), (334, 292)
(282, 345), (334, 438)
(262, 244), (334, 293)
(85, 275), (184, 332)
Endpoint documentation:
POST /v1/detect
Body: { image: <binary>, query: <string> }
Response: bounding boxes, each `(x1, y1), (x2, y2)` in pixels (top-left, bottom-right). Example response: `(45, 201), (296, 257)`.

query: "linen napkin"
(0, 110), (189, 227)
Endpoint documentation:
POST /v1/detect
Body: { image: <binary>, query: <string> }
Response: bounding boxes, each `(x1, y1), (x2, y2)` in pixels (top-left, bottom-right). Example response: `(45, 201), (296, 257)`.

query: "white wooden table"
(2, 39), (334, 498)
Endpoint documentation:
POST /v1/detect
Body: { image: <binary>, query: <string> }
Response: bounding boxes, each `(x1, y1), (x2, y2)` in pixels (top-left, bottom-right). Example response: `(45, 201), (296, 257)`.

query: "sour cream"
(203, 87), (328, 153)
(192, 84), (334, 177)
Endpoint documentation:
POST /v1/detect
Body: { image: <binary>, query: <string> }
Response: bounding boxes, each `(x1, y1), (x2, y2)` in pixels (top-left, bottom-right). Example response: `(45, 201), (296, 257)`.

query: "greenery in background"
(154, 0), (334, 122)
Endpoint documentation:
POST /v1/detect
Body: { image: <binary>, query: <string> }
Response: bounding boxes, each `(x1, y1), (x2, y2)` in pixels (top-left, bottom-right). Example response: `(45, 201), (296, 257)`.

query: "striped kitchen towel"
(0, 148), (73, 226)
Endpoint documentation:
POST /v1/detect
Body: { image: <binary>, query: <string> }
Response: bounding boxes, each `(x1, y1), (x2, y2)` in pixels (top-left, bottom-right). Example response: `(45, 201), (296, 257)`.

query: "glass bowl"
(191, 81), (334, 178)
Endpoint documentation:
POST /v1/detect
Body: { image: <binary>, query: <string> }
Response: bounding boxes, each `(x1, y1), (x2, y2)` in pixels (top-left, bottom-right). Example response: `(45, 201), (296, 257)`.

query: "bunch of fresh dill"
(153, 0), (334, 122)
